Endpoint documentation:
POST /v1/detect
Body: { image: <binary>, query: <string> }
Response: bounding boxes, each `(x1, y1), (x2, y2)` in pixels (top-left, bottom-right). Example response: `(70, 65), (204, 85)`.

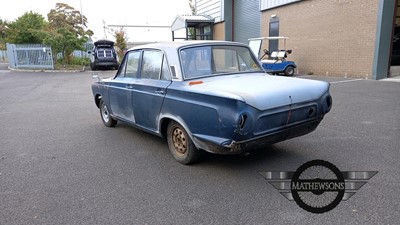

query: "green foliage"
(114, 28), (128, 62)
(43, 27), (87, 64)
(1, 3), (94, 65)
(188, 0), (196, 15)
(188, 0), (196, 40)
(71, 57), (90, 66)
(5, 11), (48, 44)
(56, 56), (89, 66)
(45, 3), (93, 64)
(0, 19), (8, 49)
(47, 3), (93, 37)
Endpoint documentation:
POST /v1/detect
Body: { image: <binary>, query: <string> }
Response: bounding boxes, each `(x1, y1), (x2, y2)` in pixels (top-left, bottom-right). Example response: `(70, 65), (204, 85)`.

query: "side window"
(116, 55), (127, 78)
(141, 50), (163, 79)
(125, 51), (141, 78)
(116, 51), (141, 78)
(161, 56), (171, 80)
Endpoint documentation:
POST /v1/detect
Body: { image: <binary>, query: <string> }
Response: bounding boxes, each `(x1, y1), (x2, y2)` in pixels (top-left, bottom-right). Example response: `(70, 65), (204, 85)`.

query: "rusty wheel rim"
(172, 127), (187, 156)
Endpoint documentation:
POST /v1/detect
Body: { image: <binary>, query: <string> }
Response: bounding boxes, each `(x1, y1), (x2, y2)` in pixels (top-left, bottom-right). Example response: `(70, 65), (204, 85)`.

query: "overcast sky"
(0, 0), (191, 42)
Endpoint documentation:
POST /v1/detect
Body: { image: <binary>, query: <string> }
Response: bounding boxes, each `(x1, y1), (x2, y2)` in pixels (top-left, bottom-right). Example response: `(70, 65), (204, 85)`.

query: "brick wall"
(261, 0), (380, 78)
(213, 22), (225, 40)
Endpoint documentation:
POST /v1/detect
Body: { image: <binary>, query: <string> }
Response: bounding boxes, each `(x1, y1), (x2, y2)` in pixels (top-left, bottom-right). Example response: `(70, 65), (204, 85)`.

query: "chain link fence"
(6, 43), (54, 70)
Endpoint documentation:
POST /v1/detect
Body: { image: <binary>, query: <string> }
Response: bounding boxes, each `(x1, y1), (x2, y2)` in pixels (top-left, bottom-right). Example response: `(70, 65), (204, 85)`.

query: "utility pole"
(80, 0), (85, 71)
(103, 20), (108, 39)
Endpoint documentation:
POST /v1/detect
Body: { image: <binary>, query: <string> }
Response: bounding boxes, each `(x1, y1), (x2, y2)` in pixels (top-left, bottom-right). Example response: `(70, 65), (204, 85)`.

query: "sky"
(0, 0), (192, 42)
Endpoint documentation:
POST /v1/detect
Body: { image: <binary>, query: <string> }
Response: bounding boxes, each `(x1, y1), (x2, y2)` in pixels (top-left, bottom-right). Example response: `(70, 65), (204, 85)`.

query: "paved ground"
(0, 64), (399, 224)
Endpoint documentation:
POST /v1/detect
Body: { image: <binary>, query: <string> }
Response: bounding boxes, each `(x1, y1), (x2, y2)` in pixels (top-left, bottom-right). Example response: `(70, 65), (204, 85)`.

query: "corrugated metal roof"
(171, 15), (214, 31)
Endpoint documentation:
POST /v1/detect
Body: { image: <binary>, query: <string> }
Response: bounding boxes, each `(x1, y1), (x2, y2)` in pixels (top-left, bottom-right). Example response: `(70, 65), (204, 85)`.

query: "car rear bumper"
(93, 60), (119, 67)
(192, 118), (322, 154)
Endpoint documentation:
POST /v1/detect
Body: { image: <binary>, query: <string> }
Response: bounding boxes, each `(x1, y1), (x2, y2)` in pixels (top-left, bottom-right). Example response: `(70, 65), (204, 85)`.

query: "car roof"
(128, 40), (249, 51)
(123, 40), (256, 81)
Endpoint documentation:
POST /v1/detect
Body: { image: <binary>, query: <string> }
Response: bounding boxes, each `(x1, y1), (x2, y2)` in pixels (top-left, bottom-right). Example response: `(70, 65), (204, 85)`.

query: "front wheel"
(167, 122), (200, 165)
(284, 66), (295, 76)
(99, 99), (117, 127)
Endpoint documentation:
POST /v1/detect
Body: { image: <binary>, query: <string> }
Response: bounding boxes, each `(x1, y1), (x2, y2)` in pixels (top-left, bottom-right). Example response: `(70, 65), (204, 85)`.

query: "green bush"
(56, 56), (90, 66)
(70, 57), (90, 66)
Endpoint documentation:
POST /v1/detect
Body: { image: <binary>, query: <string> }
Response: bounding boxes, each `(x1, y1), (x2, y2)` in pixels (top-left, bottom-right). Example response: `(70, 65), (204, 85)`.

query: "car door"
(108, 50), (141, 123)
(132, 50), (172, 131)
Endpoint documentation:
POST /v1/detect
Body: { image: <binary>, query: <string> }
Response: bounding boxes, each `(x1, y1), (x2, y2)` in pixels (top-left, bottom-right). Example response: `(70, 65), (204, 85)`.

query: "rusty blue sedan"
(91, 41), (332, 164)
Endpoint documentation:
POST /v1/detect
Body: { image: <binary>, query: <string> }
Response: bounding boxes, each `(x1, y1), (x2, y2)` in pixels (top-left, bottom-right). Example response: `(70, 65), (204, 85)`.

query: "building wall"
(196, 0), (223, 22)
(213, 22), (225, 40)
(261, 0), (380, 78)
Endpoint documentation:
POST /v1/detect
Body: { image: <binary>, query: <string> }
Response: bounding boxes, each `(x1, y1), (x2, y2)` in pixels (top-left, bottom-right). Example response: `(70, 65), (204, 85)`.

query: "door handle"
(155, 90), (165, 95)
(126, 84), (134, 89)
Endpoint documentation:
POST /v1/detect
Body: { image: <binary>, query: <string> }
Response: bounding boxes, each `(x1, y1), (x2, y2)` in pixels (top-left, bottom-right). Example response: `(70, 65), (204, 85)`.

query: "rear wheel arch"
(160, 118), (172, 138)
(159, 117), (194, 141)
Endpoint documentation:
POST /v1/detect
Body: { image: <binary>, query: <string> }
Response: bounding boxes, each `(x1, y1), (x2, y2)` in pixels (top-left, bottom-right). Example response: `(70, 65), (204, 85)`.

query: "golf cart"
(249, 36), (296, 76)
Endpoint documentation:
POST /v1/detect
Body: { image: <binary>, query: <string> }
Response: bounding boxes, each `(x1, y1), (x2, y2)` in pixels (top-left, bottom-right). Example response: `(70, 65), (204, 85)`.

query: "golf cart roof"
(248, 36), (290, 57)
(248, 36), (289, 41)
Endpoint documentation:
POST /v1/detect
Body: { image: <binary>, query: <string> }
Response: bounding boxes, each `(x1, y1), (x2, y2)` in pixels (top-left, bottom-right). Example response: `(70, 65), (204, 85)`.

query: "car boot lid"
(186, 73), (329, 110)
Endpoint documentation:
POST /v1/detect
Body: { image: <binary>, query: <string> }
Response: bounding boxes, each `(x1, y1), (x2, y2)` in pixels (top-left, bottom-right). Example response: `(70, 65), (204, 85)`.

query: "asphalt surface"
(0, 63), (399, 224)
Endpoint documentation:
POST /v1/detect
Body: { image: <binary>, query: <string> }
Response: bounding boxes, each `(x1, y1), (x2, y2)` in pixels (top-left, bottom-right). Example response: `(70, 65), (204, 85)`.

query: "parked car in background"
(89, 39), (119, 70)
(91, 41), (332, 164)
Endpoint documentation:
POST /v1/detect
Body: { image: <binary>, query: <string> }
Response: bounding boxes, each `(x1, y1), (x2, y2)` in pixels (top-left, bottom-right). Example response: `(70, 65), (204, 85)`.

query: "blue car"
(91, 41), (332, 164)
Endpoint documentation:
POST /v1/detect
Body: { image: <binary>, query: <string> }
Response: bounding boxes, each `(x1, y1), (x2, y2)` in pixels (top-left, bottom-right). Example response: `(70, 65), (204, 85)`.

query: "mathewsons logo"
(259, 160), (377, 214)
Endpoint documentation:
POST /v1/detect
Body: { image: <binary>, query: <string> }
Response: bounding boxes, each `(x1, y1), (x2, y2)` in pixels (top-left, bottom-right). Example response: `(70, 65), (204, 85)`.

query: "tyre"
(91, 63), (97, 71)
(99, 99), (117, 127)
(284, 66), (295, 76)
(167, 121), (200, 165)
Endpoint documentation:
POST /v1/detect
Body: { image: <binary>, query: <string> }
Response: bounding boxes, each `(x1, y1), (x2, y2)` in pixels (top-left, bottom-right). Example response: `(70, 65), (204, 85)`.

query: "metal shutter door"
(233, 0), (261, 44)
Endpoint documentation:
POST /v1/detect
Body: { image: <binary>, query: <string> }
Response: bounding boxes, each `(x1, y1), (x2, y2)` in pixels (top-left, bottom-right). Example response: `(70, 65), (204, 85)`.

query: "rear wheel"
(167, 122), (200, 165)
(99, 99), (117, 127)
(284, 66), (295, 76)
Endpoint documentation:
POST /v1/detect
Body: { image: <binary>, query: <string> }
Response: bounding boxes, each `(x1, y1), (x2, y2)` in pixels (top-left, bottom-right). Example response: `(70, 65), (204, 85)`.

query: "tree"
(47, 3), (92, 37)
(189, 0), (196, 15)
(188, 0), (196, 40)
(0, 19), (9, 49)
(114, 27), (128, 62)
(5, 11), (48, 44)
(46, 3), (93, 64)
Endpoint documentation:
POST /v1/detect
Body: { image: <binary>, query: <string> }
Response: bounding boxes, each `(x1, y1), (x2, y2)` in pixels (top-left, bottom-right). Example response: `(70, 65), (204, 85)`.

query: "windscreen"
(180, 45), (262, 79)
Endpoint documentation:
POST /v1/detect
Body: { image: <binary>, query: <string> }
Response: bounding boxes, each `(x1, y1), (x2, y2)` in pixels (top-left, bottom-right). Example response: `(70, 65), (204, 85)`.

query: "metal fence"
(57, 50), (91, 59)
(7, 43), (54, 70)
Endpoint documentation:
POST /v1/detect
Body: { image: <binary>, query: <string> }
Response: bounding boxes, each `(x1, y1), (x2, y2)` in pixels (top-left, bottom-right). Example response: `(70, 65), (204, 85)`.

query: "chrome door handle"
(126, 84), (134, 89)
(155, 90), (164, 95)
